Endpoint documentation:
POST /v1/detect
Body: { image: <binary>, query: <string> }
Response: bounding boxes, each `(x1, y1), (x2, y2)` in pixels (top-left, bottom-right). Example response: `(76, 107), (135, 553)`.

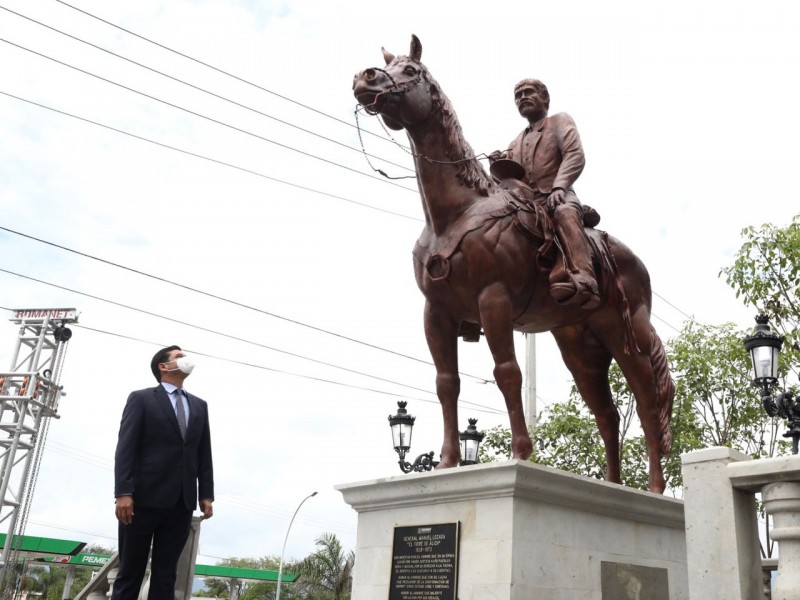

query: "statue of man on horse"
(353, 35), (675, 493)
(489, 78), (600, 310)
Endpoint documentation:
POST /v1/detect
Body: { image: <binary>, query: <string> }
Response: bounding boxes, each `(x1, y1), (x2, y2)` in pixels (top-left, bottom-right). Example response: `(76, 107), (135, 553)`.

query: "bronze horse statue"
(353, 35), (674, 493)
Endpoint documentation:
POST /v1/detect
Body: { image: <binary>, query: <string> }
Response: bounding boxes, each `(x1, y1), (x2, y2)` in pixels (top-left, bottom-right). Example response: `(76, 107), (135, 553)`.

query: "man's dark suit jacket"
(114, 385), (213, 510)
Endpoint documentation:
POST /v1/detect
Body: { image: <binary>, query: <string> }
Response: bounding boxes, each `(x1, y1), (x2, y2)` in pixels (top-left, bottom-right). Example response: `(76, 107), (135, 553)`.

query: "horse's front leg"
(478, 283), (532, 460)
(424, 300), (461, 468)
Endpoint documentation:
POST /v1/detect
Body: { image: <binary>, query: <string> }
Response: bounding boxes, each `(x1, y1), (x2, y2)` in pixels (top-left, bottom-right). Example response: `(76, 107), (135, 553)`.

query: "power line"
(74, 322), (437, 406)
(651, 311), (682, 335)
(0, 4), (415, 175)
(0, 274), (447, 404)
(0, 90), (420, 221)
(68, 323), (505, 415)
(27, 520), (117, 545)
(0, 299), (503, 414)
(0, 226), (493, 383)
(36, 441), (357, 532)
(653, 290), (694, 324)
(0, 37), (417, 194)
(54, 0), (384, 141)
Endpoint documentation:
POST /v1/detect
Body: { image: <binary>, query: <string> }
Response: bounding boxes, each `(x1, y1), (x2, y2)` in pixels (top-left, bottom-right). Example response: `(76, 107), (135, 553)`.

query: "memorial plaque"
(388, 522), (459, 600)
(600, 561), (669, 600)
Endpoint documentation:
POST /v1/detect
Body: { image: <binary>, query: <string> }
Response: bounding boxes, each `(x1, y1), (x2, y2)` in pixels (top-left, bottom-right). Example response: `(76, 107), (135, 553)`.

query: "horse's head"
(353, 34), (438, 131)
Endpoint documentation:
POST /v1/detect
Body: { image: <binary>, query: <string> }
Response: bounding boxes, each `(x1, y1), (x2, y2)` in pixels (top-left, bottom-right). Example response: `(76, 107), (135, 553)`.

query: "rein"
(355, 65), (493, 180)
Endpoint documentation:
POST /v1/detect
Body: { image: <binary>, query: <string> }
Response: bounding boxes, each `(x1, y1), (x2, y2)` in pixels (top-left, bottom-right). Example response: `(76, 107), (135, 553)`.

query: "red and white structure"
(0, 308), (78, 583)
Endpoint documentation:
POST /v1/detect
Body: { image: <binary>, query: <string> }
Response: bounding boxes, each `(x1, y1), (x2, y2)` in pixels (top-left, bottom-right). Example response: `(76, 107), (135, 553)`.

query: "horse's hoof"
(512, 440), (533, 461)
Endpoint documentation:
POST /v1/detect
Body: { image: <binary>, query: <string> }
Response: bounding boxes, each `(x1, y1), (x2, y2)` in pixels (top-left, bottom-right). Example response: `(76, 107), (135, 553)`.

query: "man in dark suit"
(490, 78), (600, 310)
(113, 345), (214, 600)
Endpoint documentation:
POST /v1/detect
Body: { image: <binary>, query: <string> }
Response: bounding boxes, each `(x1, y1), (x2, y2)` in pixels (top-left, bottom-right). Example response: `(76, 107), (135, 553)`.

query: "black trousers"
(111, 501), (193, 600)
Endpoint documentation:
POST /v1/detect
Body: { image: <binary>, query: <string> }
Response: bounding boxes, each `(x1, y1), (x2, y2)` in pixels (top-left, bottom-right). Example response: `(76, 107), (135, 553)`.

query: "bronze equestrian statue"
(353, 35), (675, 493)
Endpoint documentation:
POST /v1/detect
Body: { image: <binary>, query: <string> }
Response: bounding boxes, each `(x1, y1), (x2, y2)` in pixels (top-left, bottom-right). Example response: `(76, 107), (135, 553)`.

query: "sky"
(0, 0), (799, 571)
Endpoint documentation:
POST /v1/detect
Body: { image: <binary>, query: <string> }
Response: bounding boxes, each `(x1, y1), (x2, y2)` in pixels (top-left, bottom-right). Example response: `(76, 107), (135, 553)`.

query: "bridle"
(358, 66), (425, 115)
(355, 63), (493, 180)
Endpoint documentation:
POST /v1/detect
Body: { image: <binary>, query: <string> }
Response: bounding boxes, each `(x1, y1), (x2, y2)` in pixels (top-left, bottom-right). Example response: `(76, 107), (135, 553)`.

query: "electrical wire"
(0, 37), (418, 194)
(0, 300), (504, 414)
(653, 290), (695, 325)
(0, 90), (421, 221)
(0, 4), (414, 175)
(68, 322), (505, 415)
(0, 226), (495, 384)
(30, 446), (356, 533)
(54, 0), (385, 141)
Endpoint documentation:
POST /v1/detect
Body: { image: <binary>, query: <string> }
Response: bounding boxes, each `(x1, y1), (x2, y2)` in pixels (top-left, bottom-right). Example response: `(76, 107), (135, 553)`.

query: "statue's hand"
(547, 188), (566, 212)
(488, 150), (505, 163)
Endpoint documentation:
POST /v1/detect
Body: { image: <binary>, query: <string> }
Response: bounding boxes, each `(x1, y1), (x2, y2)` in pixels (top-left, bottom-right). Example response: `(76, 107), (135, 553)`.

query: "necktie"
(175, 389), (187, 439)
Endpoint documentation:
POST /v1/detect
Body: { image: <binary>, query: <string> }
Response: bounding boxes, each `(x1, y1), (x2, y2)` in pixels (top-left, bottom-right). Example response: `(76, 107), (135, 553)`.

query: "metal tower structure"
(0, 308), (78, 589)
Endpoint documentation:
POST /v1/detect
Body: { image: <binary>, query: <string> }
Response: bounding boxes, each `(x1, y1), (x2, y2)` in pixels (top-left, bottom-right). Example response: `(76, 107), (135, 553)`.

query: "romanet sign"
(10, 308), (79, 323)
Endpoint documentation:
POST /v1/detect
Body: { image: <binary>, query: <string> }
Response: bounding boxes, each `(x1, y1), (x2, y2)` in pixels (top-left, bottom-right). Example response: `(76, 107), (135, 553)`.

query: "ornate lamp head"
(388, 401), (415, 461)
(459, 418), (485, 465)
(744, 314), (783, 393)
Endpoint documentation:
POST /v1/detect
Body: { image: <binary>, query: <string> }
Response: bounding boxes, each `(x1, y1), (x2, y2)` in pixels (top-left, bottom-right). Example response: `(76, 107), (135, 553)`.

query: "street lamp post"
(388, 402), (485, 472)
(388, 401), (438, 473)
(744, 314), (800, 453)
(275, 491), (318, 600)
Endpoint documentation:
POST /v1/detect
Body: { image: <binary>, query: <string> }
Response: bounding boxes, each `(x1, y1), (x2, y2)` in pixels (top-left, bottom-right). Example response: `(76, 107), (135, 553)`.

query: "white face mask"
(167, 355), (195, 375)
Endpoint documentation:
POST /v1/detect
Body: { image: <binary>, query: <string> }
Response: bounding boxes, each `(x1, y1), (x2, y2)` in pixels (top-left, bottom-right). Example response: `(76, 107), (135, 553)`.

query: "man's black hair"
(150, 345), (181, 382)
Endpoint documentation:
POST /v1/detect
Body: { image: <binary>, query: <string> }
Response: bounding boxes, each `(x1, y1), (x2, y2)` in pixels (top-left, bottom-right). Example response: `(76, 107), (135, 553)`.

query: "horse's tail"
(649, 326), (675, 456)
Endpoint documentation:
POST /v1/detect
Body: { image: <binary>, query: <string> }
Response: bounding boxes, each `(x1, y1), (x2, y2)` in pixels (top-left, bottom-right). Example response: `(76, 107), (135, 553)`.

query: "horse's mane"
(423, 66), (495, 197)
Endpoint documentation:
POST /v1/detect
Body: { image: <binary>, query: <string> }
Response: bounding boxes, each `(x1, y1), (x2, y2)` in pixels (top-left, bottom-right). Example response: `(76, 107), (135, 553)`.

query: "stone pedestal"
(681, 447), (762, 600)
(336, 460), (687, 599)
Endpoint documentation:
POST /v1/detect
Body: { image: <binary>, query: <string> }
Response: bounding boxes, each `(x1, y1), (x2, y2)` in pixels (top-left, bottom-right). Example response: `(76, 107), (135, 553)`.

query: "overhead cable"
(54, 0), (387, 141)
(0, 37), (417, 193)
(0, 5), (414, 174)
(0, 90), (420, 221)
(0, 227), (495, 382)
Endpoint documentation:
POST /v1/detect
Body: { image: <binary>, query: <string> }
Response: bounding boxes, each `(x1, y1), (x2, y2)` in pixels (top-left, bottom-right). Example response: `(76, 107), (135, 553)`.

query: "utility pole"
(524, 333), (536, 428)
(0, 308), (77, 591)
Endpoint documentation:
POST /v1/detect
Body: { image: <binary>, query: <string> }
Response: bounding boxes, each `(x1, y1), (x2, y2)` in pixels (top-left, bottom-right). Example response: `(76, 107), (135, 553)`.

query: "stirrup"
(550, 276), (600, 310)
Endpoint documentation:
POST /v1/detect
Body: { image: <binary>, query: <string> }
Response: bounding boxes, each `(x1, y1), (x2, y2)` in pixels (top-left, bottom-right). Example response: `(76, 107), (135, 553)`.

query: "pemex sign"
(45, 553), (111, 566)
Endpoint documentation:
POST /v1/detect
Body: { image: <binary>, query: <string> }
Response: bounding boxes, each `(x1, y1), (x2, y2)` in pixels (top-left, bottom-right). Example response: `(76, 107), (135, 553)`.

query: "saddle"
(490, 159), (600, 228)
(488, 160), (600, 276)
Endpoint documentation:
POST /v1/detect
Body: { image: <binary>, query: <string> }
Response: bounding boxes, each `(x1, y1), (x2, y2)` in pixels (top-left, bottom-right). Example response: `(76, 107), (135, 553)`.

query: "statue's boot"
(549, 208), (601, 310)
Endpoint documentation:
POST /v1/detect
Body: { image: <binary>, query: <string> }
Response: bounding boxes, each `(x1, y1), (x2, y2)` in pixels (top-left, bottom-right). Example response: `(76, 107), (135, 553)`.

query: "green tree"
(670, 320), (780, 456)
(722, 213), (800, 380)
(295, 533), (354, 600)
